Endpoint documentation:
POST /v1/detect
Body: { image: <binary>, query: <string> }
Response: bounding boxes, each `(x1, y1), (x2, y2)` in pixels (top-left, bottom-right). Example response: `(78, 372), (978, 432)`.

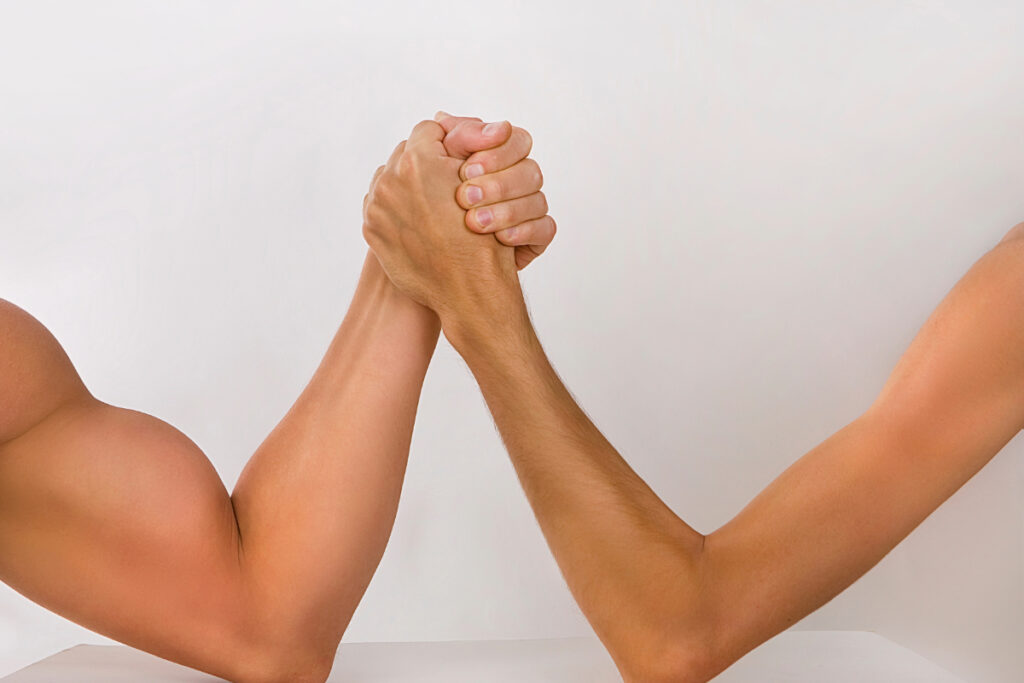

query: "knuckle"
(497, 227), (521, 246)
(492, 202), (510, 227)
(396, 152), (419, 178)
(374, 173), (394, 199)
(488, 176), (505, 199)
(361, 220), (377, 245)
(364, 199), (390, 226)
(413, 119), (436, 136)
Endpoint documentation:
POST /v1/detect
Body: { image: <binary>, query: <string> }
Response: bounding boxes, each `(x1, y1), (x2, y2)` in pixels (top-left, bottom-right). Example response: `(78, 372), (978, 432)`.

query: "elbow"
(219, 634), (337, 683)
(227, 652), (334, 683)
(617, 637), (720, 683)
(613, 546), (726, 683)
(608, 603), (724, 683)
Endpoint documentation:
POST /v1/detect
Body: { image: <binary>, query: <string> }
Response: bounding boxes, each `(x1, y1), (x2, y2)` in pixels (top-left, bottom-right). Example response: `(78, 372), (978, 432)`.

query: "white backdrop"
(1, 1), (1022, 681)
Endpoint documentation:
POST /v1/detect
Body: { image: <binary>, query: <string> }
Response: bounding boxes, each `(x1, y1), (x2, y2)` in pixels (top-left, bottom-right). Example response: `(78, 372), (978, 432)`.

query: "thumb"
(442, 119), (512, 160)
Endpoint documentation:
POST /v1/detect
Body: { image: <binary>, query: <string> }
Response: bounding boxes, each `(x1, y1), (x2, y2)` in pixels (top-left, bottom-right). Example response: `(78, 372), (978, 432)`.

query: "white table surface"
(1, 631), (962, 682)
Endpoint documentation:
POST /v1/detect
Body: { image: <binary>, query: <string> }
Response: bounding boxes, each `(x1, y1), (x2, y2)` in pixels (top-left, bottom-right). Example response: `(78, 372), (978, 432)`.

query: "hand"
(362, 119), (526, 329)
(434, 112), (556, 271)
(364, 118), (516, 321)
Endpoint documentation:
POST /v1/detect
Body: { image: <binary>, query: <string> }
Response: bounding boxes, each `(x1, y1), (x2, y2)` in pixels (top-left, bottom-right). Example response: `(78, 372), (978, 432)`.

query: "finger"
(494, 215), (557, 248)
(407, 119), (446, 152)
(457, 158), (543, 209)
(514, 243), (547, 270)
(434, 111), (482, 134)
(465, 192), (548, 234)
(442, 119), (512, 160)
(460, 127), (533, 180)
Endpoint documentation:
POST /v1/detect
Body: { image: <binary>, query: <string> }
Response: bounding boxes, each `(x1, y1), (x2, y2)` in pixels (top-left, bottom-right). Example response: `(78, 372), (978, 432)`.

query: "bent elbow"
(618, 637), (720, 683)
(219, 635), (336, 683)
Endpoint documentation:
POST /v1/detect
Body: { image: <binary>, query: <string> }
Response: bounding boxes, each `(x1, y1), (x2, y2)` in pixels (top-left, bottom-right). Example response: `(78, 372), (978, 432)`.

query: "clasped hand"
(362, 112), (555, 330)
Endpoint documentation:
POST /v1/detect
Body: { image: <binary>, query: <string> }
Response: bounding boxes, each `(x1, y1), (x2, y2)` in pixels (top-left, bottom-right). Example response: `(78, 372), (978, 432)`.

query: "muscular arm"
(439, 225), (1024, 683)
(0, 118), (546, 683)
(0, 256), (438, 683)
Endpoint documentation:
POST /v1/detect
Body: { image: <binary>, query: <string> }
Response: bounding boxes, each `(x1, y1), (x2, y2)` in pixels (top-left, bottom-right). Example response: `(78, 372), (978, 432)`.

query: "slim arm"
(443, 226), (1024, 683)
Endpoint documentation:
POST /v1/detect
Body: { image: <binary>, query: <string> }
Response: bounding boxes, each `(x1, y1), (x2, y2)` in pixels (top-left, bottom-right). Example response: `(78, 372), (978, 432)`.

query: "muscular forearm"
(232, 251), (440, 654)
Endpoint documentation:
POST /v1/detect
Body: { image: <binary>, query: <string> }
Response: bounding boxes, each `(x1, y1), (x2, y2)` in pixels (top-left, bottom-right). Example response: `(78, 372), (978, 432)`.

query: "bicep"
(0, 384), (251, 674)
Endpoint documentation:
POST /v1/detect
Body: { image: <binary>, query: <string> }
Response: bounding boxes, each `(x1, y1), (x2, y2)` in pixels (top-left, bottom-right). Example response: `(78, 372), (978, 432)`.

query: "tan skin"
(365, 119), (1024, 683)
(0, 114), (553, 683)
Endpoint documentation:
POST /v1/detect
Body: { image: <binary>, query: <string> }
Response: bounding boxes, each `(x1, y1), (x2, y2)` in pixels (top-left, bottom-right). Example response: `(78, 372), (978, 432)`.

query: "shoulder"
(0, 298), (91, 445)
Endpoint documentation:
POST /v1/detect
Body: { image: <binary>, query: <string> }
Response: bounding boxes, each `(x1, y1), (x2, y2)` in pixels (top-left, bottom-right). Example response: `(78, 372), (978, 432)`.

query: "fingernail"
(466, 185), (483, 204)
(465, 163), (484, 179)
(434, 110), (452, 120)
(476, 208), (493, 227)
(482, 121), (503, 136)
(502, 226), (518, 240)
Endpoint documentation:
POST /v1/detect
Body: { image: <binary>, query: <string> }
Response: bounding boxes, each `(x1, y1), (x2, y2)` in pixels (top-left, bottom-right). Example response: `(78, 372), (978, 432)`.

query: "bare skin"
(364, 121), (1024, 683)
(0, 116), (551, 683)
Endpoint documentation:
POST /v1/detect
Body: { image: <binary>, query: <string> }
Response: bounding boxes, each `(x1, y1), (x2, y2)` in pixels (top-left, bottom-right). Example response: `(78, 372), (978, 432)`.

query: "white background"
(1, 1), (1022, 681)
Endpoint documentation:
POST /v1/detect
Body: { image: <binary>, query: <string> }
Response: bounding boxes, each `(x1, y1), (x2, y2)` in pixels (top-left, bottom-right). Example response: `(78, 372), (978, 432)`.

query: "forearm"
(232, 251), (440, 649)
(446, 295), (709, 682)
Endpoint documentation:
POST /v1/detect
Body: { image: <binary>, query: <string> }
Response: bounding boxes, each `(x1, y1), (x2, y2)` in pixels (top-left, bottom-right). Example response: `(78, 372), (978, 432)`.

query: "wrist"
(441, 284), (536, 363)
(355, 251), (441, 341)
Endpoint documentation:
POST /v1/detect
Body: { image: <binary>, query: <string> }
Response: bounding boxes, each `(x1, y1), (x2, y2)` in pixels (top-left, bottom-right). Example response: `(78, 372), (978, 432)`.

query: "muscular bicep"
(0, 300), (256, 672)
(0, 395), (256, 672)
(0, 299), (90, 443)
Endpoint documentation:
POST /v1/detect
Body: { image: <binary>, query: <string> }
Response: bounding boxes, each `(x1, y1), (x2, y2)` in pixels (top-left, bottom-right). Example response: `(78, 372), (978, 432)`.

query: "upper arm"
(0, 298), (90, 444)
(0, 299), (264, 678)
(872, 237), (1024, 467)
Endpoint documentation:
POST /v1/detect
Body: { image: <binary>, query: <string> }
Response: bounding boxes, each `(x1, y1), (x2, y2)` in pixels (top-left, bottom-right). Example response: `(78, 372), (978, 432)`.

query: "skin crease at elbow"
(2, 111), (1024, 683)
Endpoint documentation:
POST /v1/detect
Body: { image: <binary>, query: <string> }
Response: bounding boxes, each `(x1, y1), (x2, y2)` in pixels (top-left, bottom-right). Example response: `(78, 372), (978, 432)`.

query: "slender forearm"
(446, 295), (709, 682)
